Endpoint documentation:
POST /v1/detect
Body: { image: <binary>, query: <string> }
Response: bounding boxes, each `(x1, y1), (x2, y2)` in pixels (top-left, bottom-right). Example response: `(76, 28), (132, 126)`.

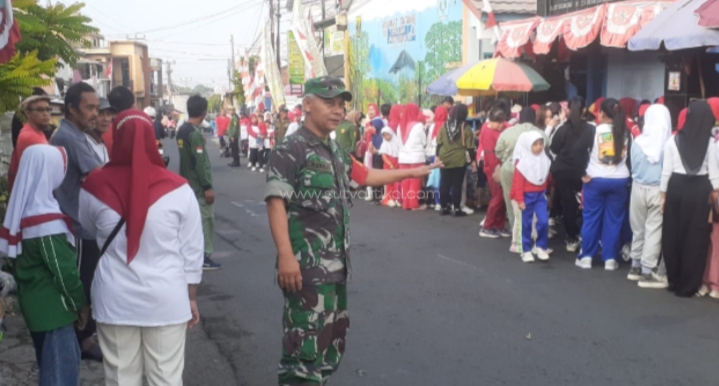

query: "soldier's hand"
(278, 255), (302, 292)
(76, 306), (90, 331)
(204, 189), (215, 205)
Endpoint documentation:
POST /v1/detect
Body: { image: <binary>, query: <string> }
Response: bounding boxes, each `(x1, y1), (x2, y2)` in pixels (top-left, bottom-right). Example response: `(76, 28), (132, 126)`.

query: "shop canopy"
(629, 0), (719, 50)
(495, 0), (673, 59)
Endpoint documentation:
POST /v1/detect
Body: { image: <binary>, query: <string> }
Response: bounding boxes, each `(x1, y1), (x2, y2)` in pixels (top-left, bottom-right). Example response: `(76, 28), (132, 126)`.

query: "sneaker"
(388, 200), (398, 208)
(440, 207), (451, 216)
(575, 257), (592, 269)
(435, 205), (441, 211)
(637, 272), (669, 289)
(696, 285), (709, 297)
(535, 248), (550, 261)
(566, 239), (580, 253)
(498, 229), (511, 238)
(709, 290), (719, 299)
(251, 166), (257, 172)
(627, 266), (642, 281)
(548, 217), (556, 226)
(203, 257), (222, 270)
(452, 209), (467, 217)
(479, 228), (500, 239)
(461, 206), (474, 215)
(548, 227), (558, 239)
(259, 168), (265, 173)
(604, 259), (619, 271)
(521, 252), (535, 263)
(620, 244), (632, 262)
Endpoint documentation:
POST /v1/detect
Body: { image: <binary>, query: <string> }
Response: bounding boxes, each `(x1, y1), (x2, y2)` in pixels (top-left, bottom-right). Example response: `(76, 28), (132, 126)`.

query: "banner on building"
(262, 22), (286, 108)
(323, 26), (345, 57)
(291, 0), (327, 78)
(288, 31), (305, 85)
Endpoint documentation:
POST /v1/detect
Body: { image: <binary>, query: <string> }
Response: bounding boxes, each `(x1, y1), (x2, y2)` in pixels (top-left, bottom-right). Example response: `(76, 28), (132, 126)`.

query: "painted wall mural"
(348, 0), (463, 109)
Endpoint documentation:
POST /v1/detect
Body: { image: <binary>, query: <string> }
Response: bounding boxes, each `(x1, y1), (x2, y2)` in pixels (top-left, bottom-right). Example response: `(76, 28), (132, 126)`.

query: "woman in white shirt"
(576, 98), (632, 271)
(79, 110), (204, 386)
(248, 114), (262, 170)
(397, 103), (427, 210)
(661, 101), (719, 297)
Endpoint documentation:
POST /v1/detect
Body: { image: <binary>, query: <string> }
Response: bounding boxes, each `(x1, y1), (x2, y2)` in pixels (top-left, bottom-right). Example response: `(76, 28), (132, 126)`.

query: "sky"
(60, 0), (272, 89)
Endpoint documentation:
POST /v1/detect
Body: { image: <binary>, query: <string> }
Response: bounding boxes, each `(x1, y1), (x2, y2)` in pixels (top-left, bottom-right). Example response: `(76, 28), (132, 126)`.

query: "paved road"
(172, 135), (719, 386)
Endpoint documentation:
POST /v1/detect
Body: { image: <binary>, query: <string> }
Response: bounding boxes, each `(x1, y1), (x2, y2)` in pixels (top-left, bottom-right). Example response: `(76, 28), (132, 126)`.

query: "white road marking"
(437, 254), (477, 270)
(231, 201), (261, 217)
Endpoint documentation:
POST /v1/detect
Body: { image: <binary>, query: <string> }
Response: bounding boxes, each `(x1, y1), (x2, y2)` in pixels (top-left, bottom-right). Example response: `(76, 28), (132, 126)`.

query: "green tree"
(423, 21), (462, 85)
(0, 51), (56, 112)
(207, 94), (222, 113)
(13, 0), (99, 67)
(232, 69), (245, 107)
(191, 84), (214, 96)
(348, 31), (370, 110)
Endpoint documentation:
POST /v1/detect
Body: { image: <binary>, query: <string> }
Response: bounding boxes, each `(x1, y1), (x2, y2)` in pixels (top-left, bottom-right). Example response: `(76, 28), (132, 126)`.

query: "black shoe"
(227, 162), (241, 167)
(452, 209), (467, 217)
(81, 344), (103, 362)
(203, 256), (222, 270)
(440, 207), (451, 216)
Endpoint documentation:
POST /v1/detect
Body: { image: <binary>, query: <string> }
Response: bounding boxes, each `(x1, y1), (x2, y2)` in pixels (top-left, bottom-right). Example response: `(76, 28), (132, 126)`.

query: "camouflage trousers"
(279, 283), (349, 386)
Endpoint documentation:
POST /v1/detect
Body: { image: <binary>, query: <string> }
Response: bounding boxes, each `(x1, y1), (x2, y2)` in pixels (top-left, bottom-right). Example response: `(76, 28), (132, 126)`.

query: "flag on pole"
(0, 0), (21, 64)
(104, 60), (113, 78)
(291, 0), (327, 78)
(481, 0), (502, 43)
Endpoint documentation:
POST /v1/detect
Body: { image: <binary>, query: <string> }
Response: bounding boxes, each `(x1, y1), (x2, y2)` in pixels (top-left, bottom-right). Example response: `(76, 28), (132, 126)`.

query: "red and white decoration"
(496, 0), (674, 59)
(0, 0), (21, 64)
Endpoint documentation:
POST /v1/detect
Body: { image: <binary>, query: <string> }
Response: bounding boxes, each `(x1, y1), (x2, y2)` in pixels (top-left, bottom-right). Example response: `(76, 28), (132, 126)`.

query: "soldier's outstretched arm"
(364, 159), (443, 187)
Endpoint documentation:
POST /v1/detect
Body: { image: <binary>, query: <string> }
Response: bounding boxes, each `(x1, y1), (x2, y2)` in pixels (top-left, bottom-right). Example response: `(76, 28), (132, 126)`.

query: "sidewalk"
(0, 297), (105, 386)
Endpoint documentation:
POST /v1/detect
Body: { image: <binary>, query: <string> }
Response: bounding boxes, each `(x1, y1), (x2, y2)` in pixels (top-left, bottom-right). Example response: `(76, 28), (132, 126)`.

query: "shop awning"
(629, 0), (719, 50)
(496, 17), (540, 59)
(496, 0), (673, 58)
(696, 0), (719, 28)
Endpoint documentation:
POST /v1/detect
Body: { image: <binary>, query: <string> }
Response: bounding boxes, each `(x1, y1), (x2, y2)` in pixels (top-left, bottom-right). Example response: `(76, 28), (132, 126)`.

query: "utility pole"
(166, 61), (174, 99)
(276, 0), (281, 67)
(230, 34), (236, 104)
(269, 0), (275, 58)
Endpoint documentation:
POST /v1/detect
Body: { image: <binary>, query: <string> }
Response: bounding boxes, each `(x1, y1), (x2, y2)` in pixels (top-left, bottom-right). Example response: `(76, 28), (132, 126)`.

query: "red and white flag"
(0, 0), (21, 64)
(481, 0), (502, 43)
(104, 60), (113, 78)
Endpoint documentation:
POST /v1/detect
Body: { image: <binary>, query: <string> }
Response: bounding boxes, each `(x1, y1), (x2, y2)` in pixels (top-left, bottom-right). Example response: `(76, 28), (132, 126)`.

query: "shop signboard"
(287, 31), (305, 85)
(539, 0), (623, 16)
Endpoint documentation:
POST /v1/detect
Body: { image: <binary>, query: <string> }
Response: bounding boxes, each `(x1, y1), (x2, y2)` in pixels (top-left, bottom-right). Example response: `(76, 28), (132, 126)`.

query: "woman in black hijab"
(662, 100), (718, 297)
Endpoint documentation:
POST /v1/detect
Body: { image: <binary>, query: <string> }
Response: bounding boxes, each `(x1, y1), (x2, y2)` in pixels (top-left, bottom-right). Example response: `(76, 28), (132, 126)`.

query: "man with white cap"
(8, 94), (53, 190)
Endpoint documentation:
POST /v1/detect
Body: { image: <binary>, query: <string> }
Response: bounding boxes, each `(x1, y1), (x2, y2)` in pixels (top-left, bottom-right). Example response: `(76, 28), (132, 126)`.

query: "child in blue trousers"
(510, 131), (552, 262)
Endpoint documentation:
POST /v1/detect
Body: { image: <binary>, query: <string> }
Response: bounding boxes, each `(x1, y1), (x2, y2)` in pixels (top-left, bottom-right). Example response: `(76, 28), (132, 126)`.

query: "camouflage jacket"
(265, 126), (368, 285)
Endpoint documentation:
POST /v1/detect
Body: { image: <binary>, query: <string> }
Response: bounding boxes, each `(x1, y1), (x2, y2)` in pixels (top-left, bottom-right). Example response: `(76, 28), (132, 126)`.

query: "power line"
(113, 2), (257, 35)
(153, 3), (258, 41)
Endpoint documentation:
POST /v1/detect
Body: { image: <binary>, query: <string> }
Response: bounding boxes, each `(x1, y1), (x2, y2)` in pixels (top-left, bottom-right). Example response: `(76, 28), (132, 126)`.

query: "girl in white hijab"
(378, 127), (401, 207)
(627, 104), (671, 289)
(0, 145), (87, 385)
(509, 131), (552, 263)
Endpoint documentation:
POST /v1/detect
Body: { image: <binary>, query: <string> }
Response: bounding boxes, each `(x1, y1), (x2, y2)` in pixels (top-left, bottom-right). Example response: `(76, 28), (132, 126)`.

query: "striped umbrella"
(455, 58), (550, 96)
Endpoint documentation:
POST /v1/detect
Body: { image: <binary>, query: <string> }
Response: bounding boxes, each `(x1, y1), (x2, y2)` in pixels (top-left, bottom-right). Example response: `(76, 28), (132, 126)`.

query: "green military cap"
(303, 76), (352, 102)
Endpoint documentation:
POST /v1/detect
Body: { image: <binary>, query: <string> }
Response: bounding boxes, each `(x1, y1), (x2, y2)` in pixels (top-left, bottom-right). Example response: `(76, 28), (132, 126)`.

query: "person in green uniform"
(227, 106), (241, 167)
(177, 95), (222, 270)
(436, 103), (478, 217)
(334, 110), (361, 155)
(265, 76), (440, 386)
(274, 106), (290, 146)
(0, 145), (88, 385)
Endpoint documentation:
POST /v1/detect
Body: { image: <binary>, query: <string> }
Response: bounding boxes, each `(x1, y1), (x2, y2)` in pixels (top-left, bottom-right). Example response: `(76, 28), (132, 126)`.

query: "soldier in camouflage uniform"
(265, 76), (438, 386)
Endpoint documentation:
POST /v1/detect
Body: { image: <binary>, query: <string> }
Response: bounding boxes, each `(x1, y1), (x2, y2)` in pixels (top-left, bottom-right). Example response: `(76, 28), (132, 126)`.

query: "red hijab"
(399, 103), (423, 144)
(619, 98), (638, 120)
(388, 104), (404, 132)
(433, 106), (449, 139)
(367, 103), (379, 120)
(83, 110), (186, 263)
(708, 97), (719, 124)
(676, 108), (688, 133)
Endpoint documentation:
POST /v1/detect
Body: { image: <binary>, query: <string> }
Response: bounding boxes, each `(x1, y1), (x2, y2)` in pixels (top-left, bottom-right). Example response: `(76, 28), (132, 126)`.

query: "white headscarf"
(634, 104), (671, 164)
(514, 131), (551, 186)
(0, 145), (74, 258)
(379, 127), (401, 158)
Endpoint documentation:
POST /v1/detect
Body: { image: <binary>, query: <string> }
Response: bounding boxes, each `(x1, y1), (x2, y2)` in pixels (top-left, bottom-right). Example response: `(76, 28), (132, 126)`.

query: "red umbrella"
(696, 0), (719, 29)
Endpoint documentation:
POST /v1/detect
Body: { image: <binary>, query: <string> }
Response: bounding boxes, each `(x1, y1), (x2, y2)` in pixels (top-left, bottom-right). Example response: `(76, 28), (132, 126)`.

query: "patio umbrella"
(696, 0), (719, 28)
(629, 0), (719, 51)
(426, 61), (479, 96)
(455, 58), (550, 96)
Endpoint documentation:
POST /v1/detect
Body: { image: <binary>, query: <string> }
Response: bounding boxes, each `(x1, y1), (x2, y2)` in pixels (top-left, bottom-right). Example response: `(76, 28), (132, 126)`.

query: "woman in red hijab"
(387, 104), (404, 133)
(398, 103), (427, 210)
(675, 108), (688, 133)
(80, 110), (203, 385)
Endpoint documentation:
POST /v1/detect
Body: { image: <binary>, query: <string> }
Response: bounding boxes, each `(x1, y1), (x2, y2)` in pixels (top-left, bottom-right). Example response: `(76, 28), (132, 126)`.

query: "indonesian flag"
(104, 60), (113, 78)
(481, 0), (502, 43)
(0, 0), (21, 64)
